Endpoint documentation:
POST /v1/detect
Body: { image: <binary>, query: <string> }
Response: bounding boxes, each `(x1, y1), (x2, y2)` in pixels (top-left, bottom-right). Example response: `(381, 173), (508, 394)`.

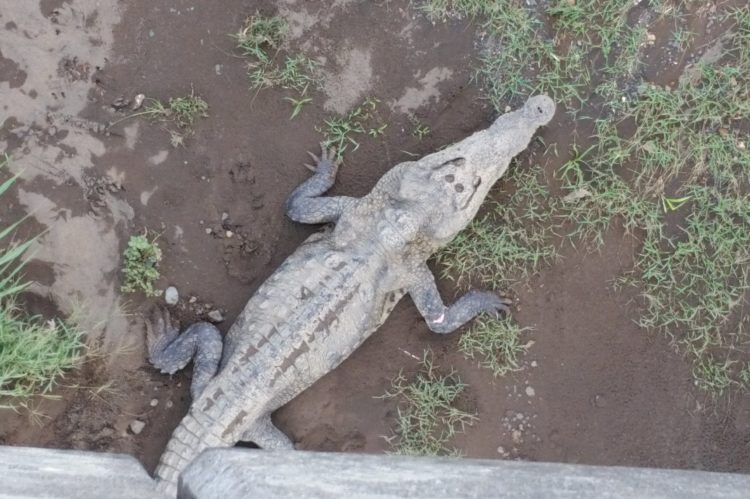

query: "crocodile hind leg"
(146, 307), (223, 399)
(285, 143), (355, 224)
(240, 414), (294, 449)
(407, 263), (512, 334)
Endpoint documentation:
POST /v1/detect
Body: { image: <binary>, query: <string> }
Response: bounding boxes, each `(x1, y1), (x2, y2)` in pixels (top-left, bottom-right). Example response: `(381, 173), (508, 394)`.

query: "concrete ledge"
(0, 445), (160, 498)
(180, 449), (750, 499)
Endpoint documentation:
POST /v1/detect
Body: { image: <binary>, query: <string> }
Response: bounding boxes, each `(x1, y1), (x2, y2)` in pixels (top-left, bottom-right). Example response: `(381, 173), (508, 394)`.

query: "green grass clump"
(0, 154), (84, 410)
(379, 351), (477, 456)
(425, 2), (750, 394)
(320, 98), (385, 159)
(233, 14), (320, 119)
(436, 165), (558, 289)
(121, 233), (162, 297)
(459, 316), (531, 377)
(233, 14), (287, 62)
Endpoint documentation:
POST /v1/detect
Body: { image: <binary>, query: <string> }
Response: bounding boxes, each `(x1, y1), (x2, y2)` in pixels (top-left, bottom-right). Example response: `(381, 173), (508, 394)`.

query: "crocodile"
(148, 95), (556, 495)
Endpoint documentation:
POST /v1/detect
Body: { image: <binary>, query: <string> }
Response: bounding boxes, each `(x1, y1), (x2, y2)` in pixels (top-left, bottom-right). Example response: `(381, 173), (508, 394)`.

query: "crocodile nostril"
(454, 184), (464, 193)
(444, 174), (455, 183)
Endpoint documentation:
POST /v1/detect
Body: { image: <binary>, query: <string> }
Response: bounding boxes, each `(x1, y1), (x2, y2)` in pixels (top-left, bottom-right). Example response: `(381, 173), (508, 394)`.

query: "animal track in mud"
(205, 215), (270, 284)
(229, 161), (265, 210)
(57, 56), (91, 82)
(82, 172), (123, 217)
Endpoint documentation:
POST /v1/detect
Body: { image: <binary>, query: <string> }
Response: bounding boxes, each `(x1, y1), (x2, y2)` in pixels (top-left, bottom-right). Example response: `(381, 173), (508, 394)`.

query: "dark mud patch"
(0, 0), (747, 481)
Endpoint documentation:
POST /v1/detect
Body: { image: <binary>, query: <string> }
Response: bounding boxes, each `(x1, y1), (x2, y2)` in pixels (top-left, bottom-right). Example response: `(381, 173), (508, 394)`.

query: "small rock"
(132, 93), (146, 110)
(646, 32), (656, 43)
(504, 105), (511, 113)
(189, 296), (198, 304)
(207, 309), (224, 323)
(165, 286), (179, 305)
(525, 386), (536, 397)
(215, 64), (223, 76)
(150, 398), (159, 407)
(225, 230), (234, 238)
(530, 360), (538, 368)
(205, 228), (213, 235)
(738, 141), (746, 150)
(47, 126), (58, 136)
(166, 400), (174, 408)
(129, 420), (146, 435)
(221, 212), (229, 222)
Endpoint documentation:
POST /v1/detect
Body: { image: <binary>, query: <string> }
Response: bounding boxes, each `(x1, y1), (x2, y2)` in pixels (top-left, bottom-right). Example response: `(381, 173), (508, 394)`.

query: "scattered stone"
(530, 360), (538, 368)
(646, 32), (656, 44)
(525, 386), (536, 397)
(165, 286), (179, 305)
(225, 230), (234, 238)
(738, 141), (746, 150)
(132, 93), (146, 110)
(205, 228), (213, 235)
(207, 309), (224, 323)
(504, 105), (511, 113)
(166, 401), (174, 409)
(129, 420), (146, 435)
(221, 212), (229, 222)
(189, 296), (198, 304)
(150, 398), (159, 407)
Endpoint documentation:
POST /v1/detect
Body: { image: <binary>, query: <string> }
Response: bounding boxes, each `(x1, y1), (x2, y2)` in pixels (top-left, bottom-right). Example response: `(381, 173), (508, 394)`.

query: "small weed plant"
(320, 98), (385, 159)
(119, 90), (208, 147)
(379, 351), (477, 456)
(0, 154), (84, 410)
(121, 232), (162, 297)
(233, 14), (321, 119)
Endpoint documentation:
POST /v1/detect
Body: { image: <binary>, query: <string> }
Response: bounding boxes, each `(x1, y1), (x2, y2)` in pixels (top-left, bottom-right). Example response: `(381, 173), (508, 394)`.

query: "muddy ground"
(1, 0), (749, 477)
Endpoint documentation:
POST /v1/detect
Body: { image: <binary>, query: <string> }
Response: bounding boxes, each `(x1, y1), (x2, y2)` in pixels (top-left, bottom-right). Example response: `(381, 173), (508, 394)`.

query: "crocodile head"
(397, 95), (555, 245)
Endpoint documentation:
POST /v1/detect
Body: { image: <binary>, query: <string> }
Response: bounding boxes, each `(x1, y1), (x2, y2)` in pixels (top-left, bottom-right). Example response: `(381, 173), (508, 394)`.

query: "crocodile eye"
(444, 174), (455, 183)
(454, 184), (464, 193)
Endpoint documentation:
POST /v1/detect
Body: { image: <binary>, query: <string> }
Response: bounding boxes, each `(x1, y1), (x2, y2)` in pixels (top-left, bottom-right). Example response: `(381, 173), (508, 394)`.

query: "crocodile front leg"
(146, 308), (223, 399)
(407, 264), (511, 334)
(285, 143), (355, 224)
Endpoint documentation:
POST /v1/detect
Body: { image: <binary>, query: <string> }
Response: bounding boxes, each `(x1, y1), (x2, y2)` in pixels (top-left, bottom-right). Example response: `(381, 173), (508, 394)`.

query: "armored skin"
(149, 95), (556, 495)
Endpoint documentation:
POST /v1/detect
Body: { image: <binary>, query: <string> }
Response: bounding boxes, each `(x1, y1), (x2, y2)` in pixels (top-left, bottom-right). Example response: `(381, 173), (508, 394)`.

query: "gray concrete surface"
(0, 446), (160, 499)
(179, 449), (750, 499)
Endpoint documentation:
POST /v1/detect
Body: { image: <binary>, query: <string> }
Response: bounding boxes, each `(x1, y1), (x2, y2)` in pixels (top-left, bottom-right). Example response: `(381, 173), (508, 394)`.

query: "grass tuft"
(379, 351), (477, 456)
(234, 14), (321, 119)
(459, 316), (531, 377)
(0, 154), (84, 410)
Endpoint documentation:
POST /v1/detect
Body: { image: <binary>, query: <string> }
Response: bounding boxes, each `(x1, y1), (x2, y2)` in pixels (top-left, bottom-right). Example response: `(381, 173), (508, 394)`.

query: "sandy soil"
(1, 0), (748, 476)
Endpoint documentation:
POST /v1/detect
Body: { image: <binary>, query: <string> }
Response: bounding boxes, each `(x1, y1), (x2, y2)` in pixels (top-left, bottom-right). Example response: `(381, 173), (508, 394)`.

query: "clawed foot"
(304, 142), (342, 179)
(470, 290), (513, 318)
(145, 307), (179, 365)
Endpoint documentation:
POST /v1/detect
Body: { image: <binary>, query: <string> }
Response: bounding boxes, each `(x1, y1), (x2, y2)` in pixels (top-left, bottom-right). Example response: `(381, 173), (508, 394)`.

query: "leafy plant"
(121, 232), (162, 297)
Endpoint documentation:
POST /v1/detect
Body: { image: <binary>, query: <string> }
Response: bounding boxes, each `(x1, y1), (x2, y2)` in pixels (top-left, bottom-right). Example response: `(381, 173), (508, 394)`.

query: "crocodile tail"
(154, 412), (229, 497)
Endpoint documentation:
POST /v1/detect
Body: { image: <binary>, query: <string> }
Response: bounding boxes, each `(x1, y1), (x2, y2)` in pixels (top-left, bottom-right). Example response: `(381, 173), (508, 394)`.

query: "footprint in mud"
(215, 224), (271, 284)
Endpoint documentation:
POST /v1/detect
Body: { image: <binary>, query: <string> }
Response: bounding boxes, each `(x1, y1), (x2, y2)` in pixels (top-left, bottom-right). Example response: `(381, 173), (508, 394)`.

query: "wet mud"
(0, 0), (748, 477)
